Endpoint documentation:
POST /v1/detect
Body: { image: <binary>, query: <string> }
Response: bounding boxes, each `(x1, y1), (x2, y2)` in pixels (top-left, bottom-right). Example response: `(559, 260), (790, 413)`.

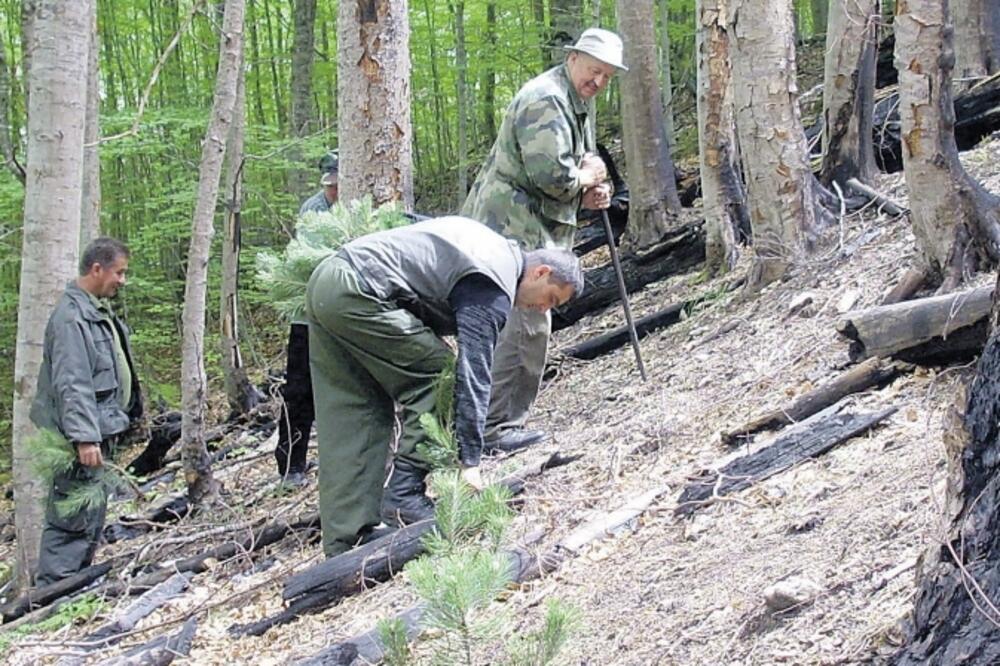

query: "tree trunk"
(811, 0), (828, 35)
(453, 0), (468, 208)
(895, 0), (1000, 290)
(697, 0), (749, 276)
(0, 27), (24, 184)
(289, 0), (317, 196)
(532, 0), (547, 68)
(220, 60), (260, 418)
(80, 0), (101, 248)
(549, 0), (582, 65)
(338, 0), (413, 209)
(819, 0), (878, 187)
(617, 0), (682, 251)
(731, 0), (822, 290)
(658, 0), (676, 152)
(12, 0), (91, 592)
(480, 2), (497, 143)
(180, 0), (245, 507)
(952, 0), (999, 92)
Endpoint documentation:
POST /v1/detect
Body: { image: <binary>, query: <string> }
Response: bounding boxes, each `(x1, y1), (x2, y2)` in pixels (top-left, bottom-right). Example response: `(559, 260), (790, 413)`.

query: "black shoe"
(484, 428), (547, 455)
(380, 459), (435, 527)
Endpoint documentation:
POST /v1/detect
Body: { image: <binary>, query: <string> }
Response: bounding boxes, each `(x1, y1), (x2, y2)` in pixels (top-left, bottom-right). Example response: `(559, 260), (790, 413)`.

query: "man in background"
(462, 28), (627, 452)
(31, 237), (143, 585)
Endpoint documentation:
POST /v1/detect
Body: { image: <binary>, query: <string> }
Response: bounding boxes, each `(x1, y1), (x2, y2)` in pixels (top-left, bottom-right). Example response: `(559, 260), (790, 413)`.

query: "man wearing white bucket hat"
(462, 27), (627, 452)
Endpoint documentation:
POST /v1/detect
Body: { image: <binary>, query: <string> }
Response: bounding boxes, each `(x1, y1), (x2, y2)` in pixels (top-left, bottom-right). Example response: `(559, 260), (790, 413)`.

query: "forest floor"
(3, 133), (999, 665)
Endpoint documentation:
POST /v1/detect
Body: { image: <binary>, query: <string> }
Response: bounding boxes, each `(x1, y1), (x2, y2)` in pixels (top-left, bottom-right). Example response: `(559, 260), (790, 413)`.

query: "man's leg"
(36, 463), (108, 586)
(276, 323), (314, 480)
(484, 307), (551, 440)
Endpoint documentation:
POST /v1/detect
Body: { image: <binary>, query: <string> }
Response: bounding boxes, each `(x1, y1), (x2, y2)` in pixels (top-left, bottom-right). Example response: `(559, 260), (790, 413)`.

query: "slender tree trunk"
(895, 0), (1000, 290)
(532, 0), (547, 68)
(819, 0), (878, 187)
(697, 0), (749, 275)
(480, 2), (497, 143)
(731, 0), (821, 290)
(289, 0), (317, 196)
(420, 0), (446, 184)
(549, 0), (583, 65)
(587, 0), (600, 148)
(453, 0), (468, 208)
(181, 0), (245, 507)
(952, 0), (1000, 92)
(617, 0), (682, 250)
(13, 0), (91, 592)
(80, 0), (101, 248)
(220, 61), (260, 418)
(811, 0), (828, 35)
(658, 0), (676, 152)
(0, 25), (25, 183)
(338, 0), (413, 209)
(247, 0), (266, 126)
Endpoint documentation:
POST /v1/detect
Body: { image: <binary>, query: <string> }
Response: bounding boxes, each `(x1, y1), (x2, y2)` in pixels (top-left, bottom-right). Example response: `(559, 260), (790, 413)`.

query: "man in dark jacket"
(306, 216), (582, 557)
(31, 237), (142, 586)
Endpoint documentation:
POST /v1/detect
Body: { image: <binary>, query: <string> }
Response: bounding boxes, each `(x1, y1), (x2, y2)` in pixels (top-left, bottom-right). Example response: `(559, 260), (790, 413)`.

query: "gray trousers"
(484, 306), (551, 439)
(35, 440), (113, 587)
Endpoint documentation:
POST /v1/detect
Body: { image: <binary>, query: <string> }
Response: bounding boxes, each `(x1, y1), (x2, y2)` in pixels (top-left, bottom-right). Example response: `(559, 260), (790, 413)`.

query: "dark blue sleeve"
(448, 274), (512, 466)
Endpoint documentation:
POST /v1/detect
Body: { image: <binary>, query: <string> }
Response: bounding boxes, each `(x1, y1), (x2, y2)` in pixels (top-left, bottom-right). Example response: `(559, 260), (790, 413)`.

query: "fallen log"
(98, 616), (197, 666)
(721, 358), (908, 447)
(676, 405), (898, 517)
(1, 562), (112, 623)
(882, 268), (928, 306)
(844, 178), (907, 217)
(553, 222), (706, 332)
(232, 452), (580, 637)
(836, 286), (992, 363)
(891, 327), (1000, 664)
(296, 486), (668, 665)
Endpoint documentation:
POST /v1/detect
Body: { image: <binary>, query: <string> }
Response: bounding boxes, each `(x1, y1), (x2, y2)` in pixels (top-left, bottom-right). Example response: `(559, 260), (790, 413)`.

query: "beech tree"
(289, 0), (317, 195)
(338, 0), (413, 208)
(895, 0), (1000, 290)
(80, 0), (101, 248)
(180, 0), (245, 506)
(951, 0), (1000, 92)
(617, 0), (682, 250)
(697, 0), (749, 275)
(11, 0), (91, 590)
(731, 0), (823, 290)
(819, 0), (878, 187)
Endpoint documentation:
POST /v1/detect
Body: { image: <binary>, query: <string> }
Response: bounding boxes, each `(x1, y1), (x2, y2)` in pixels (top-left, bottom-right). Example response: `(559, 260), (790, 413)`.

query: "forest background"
(0, 0), (834, 476)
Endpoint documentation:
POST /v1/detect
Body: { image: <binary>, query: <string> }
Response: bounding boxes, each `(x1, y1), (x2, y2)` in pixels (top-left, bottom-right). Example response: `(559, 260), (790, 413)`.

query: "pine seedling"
(378, 617), (413, 666)
(424, 472), (513, 555)
(504, 599), (582, 666)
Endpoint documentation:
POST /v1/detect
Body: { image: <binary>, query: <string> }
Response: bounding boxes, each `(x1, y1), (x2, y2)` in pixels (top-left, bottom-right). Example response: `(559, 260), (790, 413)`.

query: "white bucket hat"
(565, 28), (628, 72)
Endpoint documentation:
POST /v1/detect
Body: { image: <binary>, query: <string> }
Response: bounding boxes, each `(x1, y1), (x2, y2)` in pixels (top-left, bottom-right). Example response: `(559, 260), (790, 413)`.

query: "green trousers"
(306, 256), (451, 557)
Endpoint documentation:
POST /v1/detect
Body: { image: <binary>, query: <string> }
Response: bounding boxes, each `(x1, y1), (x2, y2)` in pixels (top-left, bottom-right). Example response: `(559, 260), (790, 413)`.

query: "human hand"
(77, 443), (104, 468)
(581, 183), (613, 210)
(460, 465), (484, 491)
(579, 152), (608, 188)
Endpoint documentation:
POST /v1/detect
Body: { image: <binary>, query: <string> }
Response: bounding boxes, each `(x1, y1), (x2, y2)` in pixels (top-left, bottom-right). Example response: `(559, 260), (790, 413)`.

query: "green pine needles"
(255, 196), (412, 321)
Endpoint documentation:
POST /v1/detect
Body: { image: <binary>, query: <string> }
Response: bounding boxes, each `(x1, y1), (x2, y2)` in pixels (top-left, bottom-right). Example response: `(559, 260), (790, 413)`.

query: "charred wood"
(721, 358), (907, 447)
(676, 406), (897, 517)
(836, 287), (992, 363)
(1, 562), (113, 623)
(98, 616), (197, 666)
(882, 268), (928, 305)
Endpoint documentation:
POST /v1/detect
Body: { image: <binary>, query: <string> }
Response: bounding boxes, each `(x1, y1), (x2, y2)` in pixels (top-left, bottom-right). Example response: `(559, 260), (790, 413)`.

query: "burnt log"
(126, 412), (182, 478)
(1, 562), (112, 623)
(721, 358), (908, 447)
(231, 453), (580, 637)
(891, 326), (1000, 664)
(837, 287), (992, 363)
(554, 222), (706, 332)
(676, 405), (897, 517)
(99, 616), (197, 666)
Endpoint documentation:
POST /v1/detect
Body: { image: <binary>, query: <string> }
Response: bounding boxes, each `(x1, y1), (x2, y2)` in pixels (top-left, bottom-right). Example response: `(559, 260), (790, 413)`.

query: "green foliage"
(0, 593), (105, 653)
(422, 472), (513, 556)
(255, 197), (411, 320)
(504, 599), (582, 666)
(27, 429), (78, 485)
(379, 617), (415, 666)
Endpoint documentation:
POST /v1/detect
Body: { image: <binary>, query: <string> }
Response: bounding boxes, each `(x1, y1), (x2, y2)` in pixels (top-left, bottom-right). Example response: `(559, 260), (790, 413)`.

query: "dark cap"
(319, 150), (339, 173)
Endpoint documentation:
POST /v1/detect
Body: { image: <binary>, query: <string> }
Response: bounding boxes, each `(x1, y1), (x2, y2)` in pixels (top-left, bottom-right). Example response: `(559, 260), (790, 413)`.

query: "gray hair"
(524, 248), (584, 296)
(80, 237), (130, 276)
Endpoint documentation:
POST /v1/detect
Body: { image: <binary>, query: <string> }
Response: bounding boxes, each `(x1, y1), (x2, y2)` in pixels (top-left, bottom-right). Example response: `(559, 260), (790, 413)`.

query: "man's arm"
(448, 275), (511, 479)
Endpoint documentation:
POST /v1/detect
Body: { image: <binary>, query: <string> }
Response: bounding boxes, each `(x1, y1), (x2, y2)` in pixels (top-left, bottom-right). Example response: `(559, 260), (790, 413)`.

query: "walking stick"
(598, 205), (647, 381)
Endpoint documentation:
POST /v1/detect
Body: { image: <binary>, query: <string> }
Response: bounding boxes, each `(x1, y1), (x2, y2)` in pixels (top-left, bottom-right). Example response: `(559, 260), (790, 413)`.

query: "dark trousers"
(35, 439), (114, 587)
(275, 323), (315, 476)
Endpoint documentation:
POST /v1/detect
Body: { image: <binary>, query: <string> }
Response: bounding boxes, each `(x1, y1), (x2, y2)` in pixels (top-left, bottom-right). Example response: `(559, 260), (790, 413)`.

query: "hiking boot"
(484, 428), (547, 455)
(380, 459), (435, 527)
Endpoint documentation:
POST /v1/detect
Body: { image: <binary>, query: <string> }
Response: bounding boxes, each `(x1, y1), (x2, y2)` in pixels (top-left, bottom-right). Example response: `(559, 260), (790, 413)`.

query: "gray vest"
(340, 216), (524, 334)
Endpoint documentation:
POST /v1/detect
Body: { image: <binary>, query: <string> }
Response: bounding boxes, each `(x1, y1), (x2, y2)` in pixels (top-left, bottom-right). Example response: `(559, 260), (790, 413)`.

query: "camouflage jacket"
(461, 64), (590, 250)
(299, 190), (333, 215)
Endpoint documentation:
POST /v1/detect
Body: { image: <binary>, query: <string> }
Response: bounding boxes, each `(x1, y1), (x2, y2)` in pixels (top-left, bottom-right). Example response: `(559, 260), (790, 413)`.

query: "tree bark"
(289, 0), (317, 196)
(338, 0), (414, 209)
(12, 0), (91, 593)
(952, 0), (999, 92)
(658, 0), (676, 152)
(819, 0), (878, 187)
(220, 59), (260, 418)
(0, 27), (24, 184)
(548, 0), (582, 66)
(80, 0), (101, 248)
(895, 0), (1000, 290)
(480, 2), (498, 143)
(617, 0), (682, 251)
(180, 0), (245, 507)
(697, 0), (749, 276)
(811, 0), (828, 34)
(453, 0), (468, 208)
(731, 0), (822, 290)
